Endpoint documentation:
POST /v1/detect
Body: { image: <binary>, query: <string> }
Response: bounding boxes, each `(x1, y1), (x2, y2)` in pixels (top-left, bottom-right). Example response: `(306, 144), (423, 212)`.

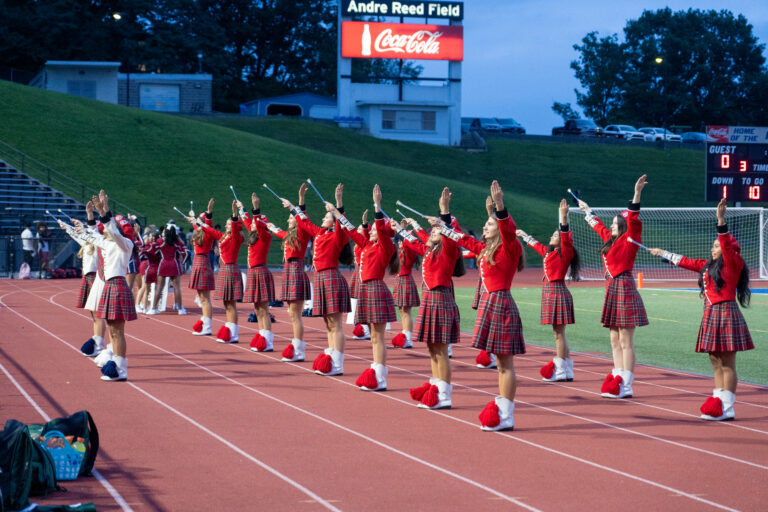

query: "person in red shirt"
(649, 199), (753, 421)
(471, 197), (497, 370)
(135, 228), (158, 313)
(349, 211), (372, 340)
(330, 184), (398, 391)
(450, 181), (525, 431)
(578, 174), (649, 399)
(199, 200), (245, 343)
(400, 187), (460, 410)
(280, 184), (352, 376)
(391, 218), (421, 349)
(147, 223), (188, 315)
(186, 198), (216, 335)
(242, 192), (276, 352)
(517, 199), (581, 383)
(272, 185), (312, 363)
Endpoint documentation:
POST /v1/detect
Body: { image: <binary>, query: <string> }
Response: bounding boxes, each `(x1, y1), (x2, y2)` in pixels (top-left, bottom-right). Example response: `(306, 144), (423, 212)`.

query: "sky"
(416, 0), (768, 135)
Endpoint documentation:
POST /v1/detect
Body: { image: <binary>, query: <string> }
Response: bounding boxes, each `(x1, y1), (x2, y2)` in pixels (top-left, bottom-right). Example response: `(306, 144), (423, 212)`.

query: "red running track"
(1, 275), (767, 511)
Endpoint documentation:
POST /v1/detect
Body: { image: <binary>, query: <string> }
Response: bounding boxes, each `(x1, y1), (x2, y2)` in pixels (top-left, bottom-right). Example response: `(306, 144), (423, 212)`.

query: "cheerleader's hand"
(426, 216), (444, 228)
(280, 198), (293, 210)
(361, 209), (368, 225)
(516, 229), (527, 238)
(577, 199), (590, 213)
(389, 218), (399, 231)
(716, 198), (726, 224)
(251, 192), (259, 210)
(649, 248), (663, 257)
(439, 187), (451, 214)
(485, 196), (494, 217)
(57, 219), (67, 229)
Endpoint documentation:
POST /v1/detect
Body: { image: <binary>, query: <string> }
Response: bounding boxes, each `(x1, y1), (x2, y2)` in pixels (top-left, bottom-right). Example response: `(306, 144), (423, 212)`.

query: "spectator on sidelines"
(21, 223), (36, 268)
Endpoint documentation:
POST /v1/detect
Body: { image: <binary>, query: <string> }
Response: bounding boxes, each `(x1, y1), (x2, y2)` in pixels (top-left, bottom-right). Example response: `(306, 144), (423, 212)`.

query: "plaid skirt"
(473, 290), (525, 355)
(601, 273), (648, 328)
(76, 272), (95, 308)
(189, 253), (215, 290)
(540, 280), (575, 325)
(355, 279), (396, 324)
(312, 268), (351, 316)
(281, 259), (311, 302)
(471, 278), (482, 310)
(214, 263), (244, 302)
(349, 265), (361, 298)
(393, 274), (420, 308)
(414, 286), (460, 345)
(244, 265), (275, 304)
(97, 277), (137, 321)
(695, 301), (754, 353)
(84, 275), (105, 313)
(144, 263), (158, 284)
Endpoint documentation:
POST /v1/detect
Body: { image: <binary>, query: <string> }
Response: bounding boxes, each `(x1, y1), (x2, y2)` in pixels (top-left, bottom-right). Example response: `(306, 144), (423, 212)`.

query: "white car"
(604, 125), (645, 141)
(639, 127), (682, 142)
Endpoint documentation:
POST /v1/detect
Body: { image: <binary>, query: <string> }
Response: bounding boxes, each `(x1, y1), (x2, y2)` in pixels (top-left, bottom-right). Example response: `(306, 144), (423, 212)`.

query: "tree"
(551, 101), (580, 122)
(570, 32), (625, 126)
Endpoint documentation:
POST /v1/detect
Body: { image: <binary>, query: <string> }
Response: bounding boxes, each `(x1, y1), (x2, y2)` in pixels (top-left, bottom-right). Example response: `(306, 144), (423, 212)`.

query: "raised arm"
(716, 198), (742, 272)
(578, 199), (611, 241)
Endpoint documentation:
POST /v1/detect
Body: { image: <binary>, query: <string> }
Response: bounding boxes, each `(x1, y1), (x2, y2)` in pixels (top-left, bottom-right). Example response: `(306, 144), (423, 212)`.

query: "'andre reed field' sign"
(341, 0), (464, 21)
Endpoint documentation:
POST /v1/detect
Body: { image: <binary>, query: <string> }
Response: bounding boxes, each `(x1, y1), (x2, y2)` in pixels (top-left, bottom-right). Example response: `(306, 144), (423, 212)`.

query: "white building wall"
(45, 66), (119, 104)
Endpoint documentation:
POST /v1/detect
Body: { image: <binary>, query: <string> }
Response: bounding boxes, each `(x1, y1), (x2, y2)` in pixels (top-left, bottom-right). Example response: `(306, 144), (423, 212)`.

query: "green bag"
(0, 420), (59, 512)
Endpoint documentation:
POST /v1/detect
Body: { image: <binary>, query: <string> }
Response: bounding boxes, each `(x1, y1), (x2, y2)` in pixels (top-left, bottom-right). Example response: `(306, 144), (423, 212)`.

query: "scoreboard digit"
(705, 126), (768, 202)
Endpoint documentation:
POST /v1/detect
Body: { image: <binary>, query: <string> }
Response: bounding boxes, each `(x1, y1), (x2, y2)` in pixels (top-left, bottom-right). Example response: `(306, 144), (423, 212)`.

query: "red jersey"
(243, 211), (272, 267)
(295, 213), (347, 271)
(398, 239), (420, 276)
(344, 216), (395, 281)
(523, 227), (575, 282)
(456, 212), (522, 293)
(153, 238), (187, 275)
(201, 218), (243, 265)
(192, 212), (215, 255)
(403, 216), (459, 290)
(586, 203), (641, 278)
(675, 230), (744, 305)
(353, 224), (371, 266)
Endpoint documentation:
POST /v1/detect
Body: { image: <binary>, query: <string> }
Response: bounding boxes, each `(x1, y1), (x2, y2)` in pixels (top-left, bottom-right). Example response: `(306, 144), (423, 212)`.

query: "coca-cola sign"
(341, 21), (463, 61)
(707, 126), (730, 143)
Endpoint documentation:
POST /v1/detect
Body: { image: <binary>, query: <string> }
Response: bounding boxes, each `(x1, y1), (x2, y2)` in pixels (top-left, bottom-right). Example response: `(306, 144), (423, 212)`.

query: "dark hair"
(247, 229), (260, 246)
(699, 257), (751, 308)
(398, 241), (421, 270)
(388, 248), (400, 275)
(452, 253), (466, 277)
(164, 225), (178, 245)
(600, 215), (627, 255)
(338, 241), (354, 266)
(549, 243), (581, 281)
(517, 246), (526, 272)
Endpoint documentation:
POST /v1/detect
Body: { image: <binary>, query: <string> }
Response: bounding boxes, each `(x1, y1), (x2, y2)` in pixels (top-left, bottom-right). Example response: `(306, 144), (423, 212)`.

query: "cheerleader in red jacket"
(281, 184), (352, 376)
(450, 181), (525, 430)
(135, 228), (158, 313)
(199, 200), (245, 343)
(391, 218), (421, 349)
(579, 174), (649, 399)
(349, 210), (372, 340)
(187, 198), (216, 335)
(401, 187), (461, 410)
(147, 223), (188, 315)
(272, 184), (312, 362)
(330, 184), (398, 391)
(242, 192), (276, 352)
(472, 196), (498, 370)
(649, 199), (753, 421)
(517, 199), (581, 382)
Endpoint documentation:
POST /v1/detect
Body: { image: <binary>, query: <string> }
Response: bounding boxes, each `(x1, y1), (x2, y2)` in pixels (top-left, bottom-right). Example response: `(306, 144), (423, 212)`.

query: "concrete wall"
(118, 74), (212, 113)
(43, 66), (119, 104)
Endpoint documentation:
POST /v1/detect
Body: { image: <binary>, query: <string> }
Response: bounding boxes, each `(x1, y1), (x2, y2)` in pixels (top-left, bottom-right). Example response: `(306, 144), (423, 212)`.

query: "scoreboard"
(705, 126), (768, 202)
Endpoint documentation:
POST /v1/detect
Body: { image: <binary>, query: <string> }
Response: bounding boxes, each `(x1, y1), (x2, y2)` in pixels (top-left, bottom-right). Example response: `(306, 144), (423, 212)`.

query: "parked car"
(495, 118), (526, 134)
(681, 132), (706, 144)
(603, 125), (645, 141)
(638, 127), (681, 142)
(551, 119), (602, 137)
(461, 117), (476, 134)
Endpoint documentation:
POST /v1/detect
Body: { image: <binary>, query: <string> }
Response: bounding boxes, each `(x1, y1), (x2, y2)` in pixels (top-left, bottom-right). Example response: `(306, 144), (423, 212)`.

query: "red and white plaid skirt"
(144, 263), (158, 284)
(414, 286), (460, 345)
(244, 265), (275, 304)
(540, 280), (575, 325)
(471, 278), (482, 310)
(355, 279), (396, 324)
(601, 273), (648, 328)
(349, 265), (361, 298)
(97, 277), (137, 321)
(76, 272), (95, 308)
(280, 259), (311, 302)
(189, 253), (215, 290)
(393, 274), (420, 308)
(214, 263), (244, 302)
(312, 268), (351, 316)
(473, 290), (525, 355)
(696, 301), (754, 353)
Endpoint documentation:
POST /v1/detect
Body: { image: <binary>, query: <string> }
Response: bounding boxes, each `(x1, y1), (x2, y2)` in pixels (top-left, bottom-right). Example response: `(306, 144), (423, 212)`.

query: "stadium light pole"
(654, 56), (667, 150)
(197, 52), (203, 74)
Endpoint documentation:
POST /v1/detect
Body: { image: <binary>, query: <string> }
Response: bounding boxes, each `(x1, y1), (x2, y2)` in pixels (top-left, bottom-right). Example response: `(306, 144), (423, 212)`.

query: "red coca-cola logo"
(341, 21), (463, 61)
(707, 126), (730, 142)
(375, 29), (443, 56)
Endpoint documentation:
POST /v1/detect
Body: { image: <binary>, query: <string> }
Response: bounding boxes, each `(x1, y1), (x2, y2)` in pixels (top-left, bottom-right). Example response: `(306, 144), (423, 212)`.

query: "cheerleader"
(450, 181), (525, 430)
(242, 193), (276, 352)
(473, 196), (497, 369)
(134, 228), (157, 313)
(147, 223), (188, 315)
(81, 201), (111, 361)
(578, 175), (649, 399)
(401, 187), (461, 410)
(350, 211), (372, 340)
(199, 200), (245, 343)
(187, 198), (216, 335)
(88, 191), (137, 381)
(649, 199), (753, 421)
(330, 185), (398, 390)
(280, 184), (352, 376)
(391, 218), (421, 349)
(517, 199), (580, 382)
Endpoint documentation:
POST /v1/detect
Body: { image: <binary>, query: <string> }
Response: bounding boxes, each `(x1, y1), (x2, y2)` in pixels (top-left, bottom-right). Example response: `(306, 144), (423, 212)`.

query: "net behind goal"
(568, 208), (767, 281)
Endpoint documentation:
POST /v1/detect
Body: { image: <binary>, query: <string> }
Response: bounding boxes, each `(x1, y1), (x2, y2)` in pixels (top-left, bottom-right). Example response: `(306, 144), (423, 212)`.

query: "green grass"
(452, 285), (768, 385)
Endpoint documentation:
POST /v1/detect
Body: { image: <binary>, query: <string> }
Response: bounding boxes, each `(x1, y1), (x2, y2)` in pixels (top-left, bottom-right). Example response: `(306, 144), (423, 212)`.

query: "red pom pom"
(478, 401), (500, 428)
(352, 324), (364, 337)
(605, 375), (622, 395)
(313, 354), (332, 374)
(476, 350), (492, 367)
(192, 320), (203, 333)
(410, 382), (431, 401)
(216, 325), (230, 342)
(600, 374), (614, 393)
(250, 334), (266, 351)
(540, 361), (555, 379)
(700, 396), (723, 417)
(356, 368), (378, 388)
(420, 385), (439, 407)
(281, 344), (294, 359)
(392, 333), (406, 347)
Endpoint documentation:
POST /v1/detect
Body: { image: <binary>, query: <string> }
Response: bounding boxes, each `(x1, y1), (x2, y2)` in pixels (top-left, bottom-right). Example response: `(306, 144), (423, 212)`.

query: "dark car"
(681, 132), (706, 144)
(552, 119), (602, 137)
(495, 118), (526, 134)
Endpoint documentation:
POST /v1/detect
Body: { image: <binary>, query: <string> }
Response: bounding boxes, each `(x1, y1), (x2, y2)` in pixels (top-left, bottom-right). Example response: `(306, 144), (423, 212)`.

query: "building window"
(67, 80), (96, 99)
(382, 110), (436, 131)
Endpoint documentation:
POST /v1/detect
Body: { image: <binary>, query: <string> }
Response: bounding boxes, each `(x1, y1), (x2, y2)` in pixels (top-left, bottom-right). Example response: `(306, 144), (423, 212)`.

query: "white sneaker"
(178, 307), (187, 316)
(135, 304), (145, 313)
(281, 339), (305, 362)
(618, 370), (634, 399)
(542, 357), (568, 382)
(145, 308), (158, 315)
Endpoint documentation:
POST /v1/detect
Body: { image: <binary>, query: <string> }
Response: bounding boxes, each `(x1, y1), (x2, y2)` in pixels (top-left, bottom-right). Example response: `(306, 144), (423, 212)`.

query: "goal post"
(568, 208), (767, 281)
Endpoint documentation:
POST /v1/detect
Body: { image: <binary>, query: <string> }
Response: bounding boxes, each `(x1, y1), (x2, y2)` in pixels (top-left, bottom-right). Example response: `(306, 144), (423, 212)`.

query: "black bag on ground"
(41, 411), (99, 477)
(0, 420), (59, 512)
